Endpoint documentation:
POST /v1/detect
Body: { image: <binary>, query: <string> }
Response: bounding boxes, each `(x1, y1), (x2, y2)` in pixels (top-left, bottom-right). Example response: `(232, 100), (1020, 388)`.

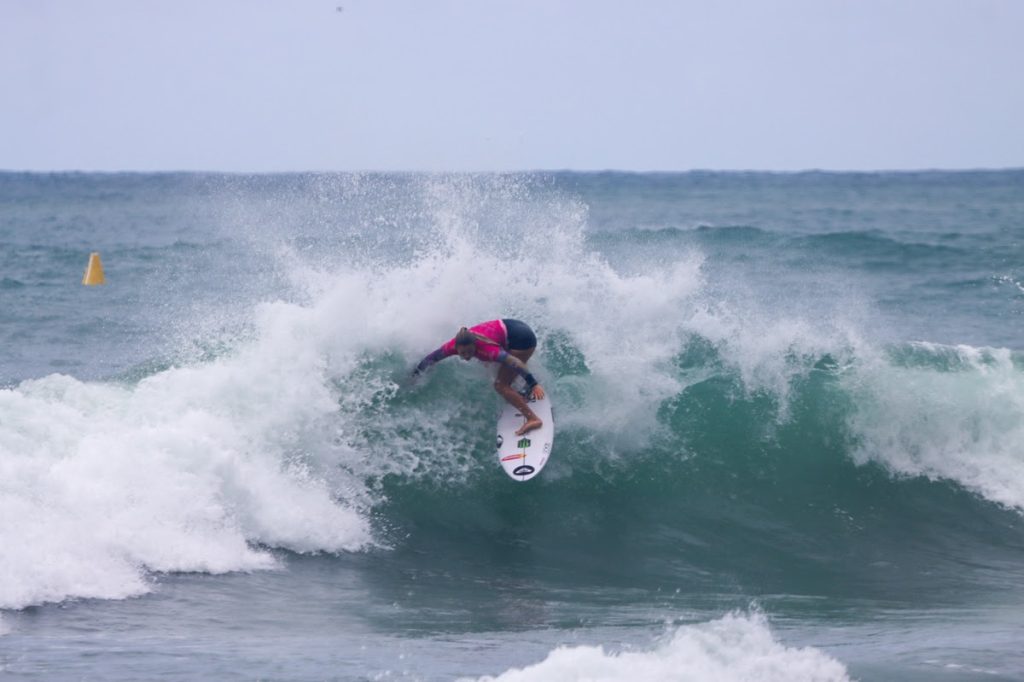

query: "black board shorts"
(502, 319), (537, 351)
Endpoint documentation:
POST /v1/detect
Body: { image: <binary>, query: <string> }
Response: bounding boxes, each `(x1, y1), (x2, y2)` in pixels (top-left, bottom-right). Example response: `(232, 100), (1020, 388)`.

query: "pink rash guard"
(438, 319), (508, 362)
(414, 318), (538, 389)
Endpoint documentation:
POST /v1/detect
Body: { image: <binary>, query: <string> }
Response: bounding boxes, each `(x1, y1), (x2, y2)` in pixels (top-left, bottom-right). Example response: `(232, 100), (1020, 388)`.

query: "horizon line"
(2, 166), (1023, 176)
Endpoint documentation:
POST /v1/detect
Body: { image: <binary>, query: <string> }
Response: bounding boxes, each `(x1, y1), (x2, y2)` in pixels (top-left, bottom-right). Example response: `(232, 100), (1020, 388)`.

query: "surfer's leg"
(495, 347), (541, 435)
(494, 382), (542, 436)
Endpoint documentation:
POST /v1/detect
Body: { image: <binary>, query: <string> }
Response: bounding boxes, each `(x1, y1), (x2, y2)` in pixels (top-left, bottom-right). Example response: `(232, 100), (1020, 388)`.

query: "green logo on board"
(517, 438), (531, 448)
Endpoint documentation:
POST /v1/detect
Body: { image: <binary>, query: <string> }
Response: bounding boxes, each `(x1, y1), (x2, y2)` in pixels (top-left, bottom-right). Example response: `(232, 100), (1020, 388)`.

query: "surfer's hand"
(531, 384), (545, 400)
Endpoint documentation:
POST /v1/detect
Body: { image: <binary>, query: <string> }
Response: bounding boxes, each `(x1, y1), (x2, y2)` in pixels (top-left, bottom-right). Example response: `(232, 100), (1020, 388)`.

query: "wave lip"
(847, 342), (1024, 511)
(463, 612), (850, 682)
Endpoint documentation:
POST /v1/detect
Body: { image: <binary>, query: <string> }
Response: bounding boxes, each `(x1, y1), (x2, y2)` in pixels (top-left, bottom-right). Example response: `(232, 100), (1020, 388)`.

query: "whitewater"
(1, 171), (1023, 680)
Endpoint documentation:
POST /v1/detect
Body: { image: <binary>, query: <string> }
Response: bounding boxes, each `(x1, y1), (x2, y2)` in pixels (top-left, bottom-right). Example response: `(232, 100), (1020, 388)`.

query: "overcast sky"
(2, 0), (1022, 172)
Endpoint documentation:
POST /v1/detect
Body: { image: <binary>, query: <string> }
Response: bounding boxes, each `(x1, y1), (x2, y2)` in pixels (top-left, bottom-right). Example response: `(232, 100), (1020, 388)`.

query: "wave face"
(2, 171), (1024, 614)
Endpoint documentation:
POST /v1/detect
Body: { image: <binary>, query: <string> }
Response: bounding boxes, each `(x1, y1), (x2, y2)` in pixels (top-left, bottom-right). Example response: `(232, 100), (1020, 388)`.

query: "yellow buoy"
(82, 252), (106, 285)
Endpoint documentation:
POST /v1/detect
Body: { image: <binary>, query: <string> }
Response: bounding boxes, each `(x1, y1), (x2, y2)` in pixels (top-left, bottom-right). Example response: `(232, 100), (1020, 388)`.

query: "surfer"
(413, 319), (546, 436)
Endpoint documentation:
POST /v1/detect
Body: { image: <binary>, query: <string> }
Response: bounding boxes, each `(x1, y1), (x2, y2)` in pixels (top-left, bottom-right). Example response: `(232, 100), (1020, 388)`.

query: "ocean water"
(1, 170), (1023, 681)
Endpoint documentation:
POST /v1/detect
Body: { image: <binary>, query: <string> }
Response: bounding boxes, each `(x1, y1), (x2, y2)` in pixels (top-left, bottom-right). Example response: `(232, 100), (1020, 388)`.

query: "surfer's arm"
(413, 347), (447, 375)
(497, 351), (545, 399)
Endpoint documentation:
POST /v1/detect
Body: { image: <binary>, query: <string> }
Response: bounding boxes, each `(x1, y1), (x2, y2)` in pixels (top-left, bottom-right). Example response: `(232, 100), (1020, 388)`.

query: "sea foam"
(464, 612), (851, 682)
(0, 302), (374, 610)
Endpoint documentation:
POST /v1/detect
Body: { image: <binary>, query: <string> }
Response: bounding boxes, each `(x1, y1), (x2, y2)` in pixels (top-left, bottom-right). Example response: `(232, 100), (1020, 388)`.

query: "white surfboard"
(496, 387), (554, 482)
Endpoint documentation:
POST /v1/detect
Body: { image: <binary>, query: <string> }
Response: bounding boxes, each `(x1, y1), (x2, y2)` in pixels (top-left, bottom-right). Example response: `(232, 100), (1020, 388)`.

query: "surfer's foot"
(515, 418), (542, 436)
